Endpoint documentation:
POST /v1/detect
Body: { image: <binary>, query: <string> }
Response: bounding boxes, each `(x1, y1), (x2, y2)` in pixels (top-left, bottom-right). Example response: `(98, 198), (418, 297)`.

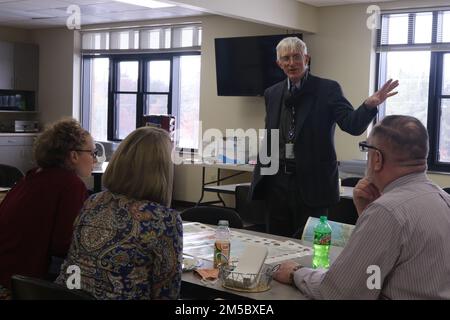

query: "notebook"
(225, 244), (268, 289)
(233, 244), (268, 275)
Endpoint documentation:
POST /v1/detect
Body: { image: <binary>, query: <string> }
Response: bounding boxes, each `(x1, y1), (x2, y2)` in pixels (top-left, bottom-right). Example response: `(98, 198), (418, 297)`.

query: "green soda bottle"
(312, 216), (332, 269)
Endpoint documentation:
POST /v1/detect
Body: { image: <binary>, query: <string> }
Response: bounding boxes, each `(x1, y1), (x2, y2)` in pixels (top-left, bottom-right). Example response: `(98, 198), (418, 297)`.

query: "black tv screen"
(215, 34), (302, 96)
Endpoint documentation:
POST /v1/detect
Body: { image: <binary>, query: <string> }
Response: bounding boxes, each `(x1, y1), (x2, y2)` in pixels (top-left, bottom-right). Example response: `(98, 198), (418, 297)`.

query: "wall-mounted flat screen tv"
(215, 34), (303, 96)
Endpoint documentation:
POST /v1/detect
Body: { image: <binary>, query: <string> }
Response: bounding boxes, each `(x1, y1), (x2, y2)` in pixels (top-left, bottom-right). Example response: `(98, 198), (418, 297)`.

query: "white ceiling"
(0, 0), (207, 29)
(299, 0), (400, 6)
(0, 0), (403, 29)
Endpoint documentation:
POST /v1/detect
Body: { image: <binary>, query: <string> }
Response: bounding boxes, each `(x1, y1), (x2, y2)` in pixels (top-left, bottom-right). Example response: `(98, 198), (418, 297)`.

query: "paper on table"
(182, 222), (313, 264)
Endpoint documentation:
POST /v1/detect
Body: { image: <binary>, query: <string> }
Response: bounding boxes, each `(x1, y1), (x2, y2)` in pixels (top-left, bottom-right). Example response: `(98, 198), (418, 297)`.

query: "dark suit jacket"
(250, 74), (378, 208)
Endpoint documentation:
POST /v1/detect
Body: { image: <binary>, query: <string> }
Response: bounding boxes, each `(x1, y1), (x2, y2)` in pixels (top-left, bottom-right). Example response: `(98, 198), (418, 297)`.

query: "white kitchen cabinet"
(0, 135), (36, 174)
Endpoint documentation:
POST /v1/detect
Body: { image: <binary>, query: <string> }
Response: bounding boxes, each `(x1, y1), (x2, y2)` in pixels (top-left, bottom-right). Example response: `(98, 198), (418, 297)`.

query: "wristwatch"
(289, 265), (303, 284)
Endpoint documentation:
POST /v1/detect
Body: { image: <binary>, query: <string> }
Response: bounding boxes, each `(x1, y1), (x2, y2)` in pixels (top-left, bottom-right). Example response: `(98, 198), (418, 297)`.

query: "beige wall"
(303, 0), (450, 188)
(0, 26), (32, 43)
(304, 4), (373, 163)
(170, 0), (318, 32)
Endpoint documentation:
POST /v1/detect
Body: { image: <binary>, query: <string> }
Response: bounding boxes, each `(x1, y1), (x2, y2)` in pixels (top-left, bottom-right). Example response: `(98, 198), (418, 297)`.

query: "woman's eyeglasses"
(75, 149), (98, 158)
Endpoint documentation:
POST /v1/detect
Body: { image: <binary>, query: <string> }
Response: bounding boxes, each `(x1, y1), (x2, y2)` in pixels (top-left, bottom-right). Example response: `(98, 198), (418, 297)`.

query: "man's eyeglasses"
(75, 149), (98, 158)
(279, 54), (303, 64)
(359, 141), (382, 153)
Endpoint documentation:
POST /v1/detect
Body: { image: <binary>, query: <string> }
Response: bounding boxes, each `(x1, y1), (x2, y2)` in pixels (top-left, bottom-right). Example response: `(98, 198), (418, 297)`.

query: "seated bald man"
(274, 115), (450, 299)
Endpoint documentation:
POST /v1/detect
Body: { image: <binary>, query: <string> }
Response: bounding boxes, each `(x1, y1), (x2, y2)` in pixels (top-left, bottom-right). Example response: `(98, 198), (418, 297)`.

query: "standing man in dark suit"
(249, 36), (399, 237)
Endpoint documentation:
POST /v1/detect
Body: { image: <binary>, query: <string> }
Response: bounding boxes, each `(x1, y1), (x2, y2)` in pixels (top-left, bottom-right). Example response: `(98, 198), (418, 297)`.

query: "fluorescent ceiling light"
(114, 0), (176, 9)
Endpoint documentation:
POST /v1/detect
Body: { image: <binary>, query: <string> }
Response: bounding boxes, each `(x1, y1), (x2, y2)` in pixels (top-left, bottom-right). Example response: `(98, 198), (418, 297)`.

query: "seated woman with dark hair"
(56, 126), (182, 300)
(0, 118), (96, 298)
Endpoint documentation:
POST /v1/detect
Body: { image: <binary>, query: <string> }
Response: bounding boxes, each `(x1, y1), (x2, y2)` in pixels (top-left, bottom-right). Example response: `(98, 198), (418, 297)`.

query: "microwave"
(14, 120), (38, 132)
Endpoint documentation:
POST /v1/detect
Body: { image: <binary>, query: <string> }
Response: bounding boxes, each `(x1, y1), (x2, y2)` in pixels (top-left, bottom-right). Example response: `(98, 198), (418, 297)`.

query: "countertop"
(0, 132), (39, 136)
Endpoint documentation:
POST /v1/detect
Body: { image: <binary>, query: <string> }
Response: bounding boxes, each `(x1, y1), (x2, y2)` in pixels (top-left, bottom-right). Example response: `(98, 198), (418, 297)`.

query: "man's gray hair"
(372, 115), (429, 165)
(276, 37), (308, 60)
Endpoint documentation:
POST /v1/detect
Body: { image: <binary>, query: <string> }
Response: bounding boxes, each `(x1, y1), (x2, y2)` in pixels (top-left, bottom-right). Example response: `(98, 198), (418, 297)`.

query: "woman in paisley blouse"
(56, 126), (182, 300)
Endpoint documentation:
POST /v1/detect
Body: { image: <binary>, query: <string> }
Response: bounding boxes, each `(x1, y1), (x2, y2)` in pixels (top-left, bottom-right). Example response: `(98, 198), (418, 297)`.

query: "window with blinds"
(376, 8), (450, 171)
(80, 24), (202, 149)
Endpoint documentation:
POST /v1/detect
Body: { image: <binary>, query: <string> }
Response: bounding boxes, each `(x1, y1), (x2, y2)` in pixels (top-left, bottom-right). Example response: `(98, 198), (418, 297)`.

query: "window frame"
(81, 51), (200, 145)
(376, 9), (450, 173)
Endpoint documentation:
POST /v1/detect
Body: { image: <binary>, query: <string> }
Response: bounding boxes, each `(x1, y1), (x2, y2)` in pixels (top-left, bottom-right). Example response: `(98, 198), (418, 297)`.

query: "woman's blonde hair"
(102, 126), (173, 206)
(34, 118), (90, 169)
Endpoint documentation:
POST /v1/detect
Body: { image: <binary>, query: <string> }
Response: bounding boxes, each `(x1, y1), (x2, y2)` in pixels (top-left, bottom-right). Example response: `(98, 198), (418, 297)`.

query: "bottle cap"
(218, 220), (229, 226)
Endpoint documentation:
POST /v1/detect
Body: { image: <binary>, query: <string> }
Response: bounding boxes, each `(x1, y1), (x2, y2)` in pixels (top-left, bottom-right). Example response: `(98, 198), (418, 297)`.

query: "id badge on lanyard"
(285, 142), (295, 159)
(286, 105), (295, 160)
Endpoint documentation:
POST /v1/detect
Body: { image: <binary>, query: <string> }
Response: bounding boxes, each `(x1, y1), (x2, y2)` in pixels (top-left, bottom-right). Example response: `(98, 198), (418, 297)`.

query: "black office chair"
(328, 200), (358, 225)
(181, 206), (244, 229)
(11, 275), (94, 300)
(235, 185), (266, 231)
(328, 177), (361, 225)
(0, 164), (24, 188)
(341, 176), (361, 187)
(443, 187), (450, 195)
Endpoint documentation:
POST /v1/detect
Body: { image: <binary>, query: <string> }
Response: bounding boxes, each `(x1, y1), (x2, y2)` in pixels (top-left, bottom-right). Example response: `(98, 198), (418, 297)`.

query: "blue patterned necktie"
(287, 85), (297, 143)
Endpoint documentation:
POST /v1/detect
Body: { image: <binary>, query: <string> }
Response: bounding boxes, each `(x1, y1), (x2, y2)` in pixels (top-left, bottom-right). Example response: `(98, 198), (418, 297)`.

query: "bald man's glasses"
(359, 141), (382, 154)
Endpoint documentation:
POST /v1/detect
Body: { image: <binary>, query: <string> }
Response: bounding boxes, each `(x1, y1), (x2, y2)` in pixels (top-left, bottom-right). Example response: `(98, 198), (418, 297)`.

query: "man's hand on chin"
(353, 177), (381, 215)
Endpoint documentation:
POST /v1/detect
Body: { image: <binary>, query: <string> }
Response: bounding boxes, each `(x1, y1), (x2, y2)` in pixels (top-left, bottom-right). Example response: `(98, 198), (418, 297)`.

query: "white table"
(181, 224), (342, 300)
(182, 161), (254, 206)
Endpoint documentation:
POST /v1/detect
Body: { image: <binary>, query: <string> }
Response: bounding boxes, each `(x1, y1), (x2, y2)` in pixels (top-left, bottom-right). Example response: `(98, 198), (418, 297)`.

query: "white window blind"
(377, 9), (450, 52)
(81, 24), (201, 51)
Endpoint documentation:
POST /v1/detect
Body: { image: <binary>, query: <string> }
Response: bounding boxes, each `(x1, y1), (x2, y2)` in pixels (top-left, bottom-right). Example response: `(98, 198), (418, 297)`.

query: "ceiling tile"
(28, 8), (70, 18)
(79, 2), (145, 15)
(0, 0), (206, 29)
(59, 0), (110, 5)
(0, 0), (69, 11)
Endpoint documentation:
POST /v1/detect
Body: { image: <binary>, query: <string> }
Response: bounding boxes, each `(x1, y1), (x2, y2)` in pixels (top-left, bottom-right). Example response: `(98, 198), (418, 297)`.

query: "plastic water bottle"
(312, 216), (332, 269)
(213, 220), (231, 268)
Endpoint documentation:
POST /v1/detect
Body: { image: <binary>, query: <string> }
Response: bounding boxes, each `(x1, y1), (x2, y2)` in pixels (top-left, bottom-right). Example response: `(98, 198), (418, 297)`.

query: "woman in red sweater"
(0, 118), (96, 298)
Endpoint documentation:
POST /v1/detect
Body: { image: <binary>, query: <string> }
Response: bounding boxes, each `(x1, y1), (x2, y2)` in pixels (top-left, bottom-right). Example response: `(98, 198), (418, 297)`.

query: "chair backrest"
(181, 206), (244, 229)
(0, 164), (24, 188)
(328, 198), (358, 225)
(235, 185), (266, 225)
(11, 275), (94, 300)
(443, 187), (450, 195)
(341, 177), (361, 187)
